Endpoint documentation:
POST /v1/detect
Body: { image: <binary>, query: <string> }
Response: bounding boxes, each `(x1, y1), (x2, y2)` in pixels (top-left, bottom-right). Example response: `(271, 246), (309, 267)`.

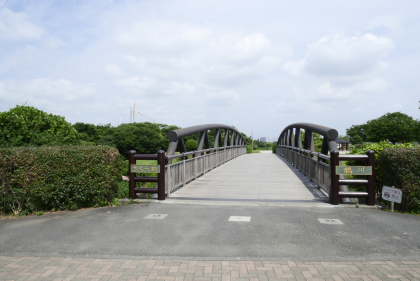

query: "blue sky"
(1, 0), (419, 138)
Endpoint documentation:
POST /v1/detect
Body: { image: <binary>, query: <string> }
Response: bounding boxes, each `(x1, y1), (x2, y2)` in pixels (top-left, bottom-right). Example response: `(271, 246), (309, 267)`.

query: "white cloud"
(103, 64), (122, 76)
(284, 33), (394, 77)
(0, 79), (96, 104)
(367, 14), (403, 33)
(0, 5), (44, 40)
(112, 20), (288, 88)
(206, 90), (240, 105)
(270, 77), (389, 116)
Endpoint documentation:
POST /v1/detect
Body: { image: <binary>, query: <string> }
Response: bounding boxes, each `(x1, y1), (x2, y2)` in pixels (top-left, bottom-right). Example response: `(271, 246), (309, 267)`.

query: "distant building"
(260, 137), (276, 143)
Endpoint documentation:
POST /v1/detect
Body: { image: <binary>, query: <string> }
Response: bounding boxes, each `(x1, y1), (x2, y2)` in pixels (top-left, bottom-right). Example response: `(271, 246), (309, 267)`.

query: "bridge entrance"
(127, 123), (375, 206)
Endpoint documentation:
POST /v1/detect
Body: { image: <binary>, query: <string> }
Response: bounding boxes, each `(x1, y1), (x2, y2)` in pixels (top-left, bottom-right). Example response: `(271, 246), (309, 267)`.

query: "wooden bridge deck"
(168, 152), (329, 203)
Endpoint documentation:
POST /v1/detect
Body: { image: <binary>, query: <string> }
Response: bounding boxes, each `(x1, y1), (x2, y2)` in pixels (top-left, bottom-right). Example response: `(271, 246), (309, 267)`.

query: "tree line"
(346, 112), (420, 144)
(0, 105), (252, 157)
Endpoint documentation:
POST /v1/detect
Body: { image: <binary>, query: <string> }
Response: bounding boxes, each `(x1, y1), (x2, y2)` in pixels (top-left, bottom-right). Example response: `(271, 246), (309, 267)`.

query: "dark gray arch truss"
(277, 123), (339, 155)
(166, 124), (246, 162)
(276, 122), (352, 203)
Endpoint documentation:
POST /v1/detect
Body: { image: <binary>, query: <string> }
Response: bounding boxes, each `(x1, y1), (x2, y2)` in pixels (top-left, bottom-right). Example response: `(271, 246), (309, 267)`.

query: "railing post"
(330, 150), (340, 205)
(308, 151), (311, 180)
(210, 149), (213, 171)
(317, 153), (321, 189)
(183, 153), (186, 187)
(157, 150), (165, 200)
(167, 163), (171, 197)
(366, 150), (376, 206)
(204, 152), (207, 174)
(299, 149), (302, 172)
(129, 150), (136, 199)
(194, 151), (197, 180)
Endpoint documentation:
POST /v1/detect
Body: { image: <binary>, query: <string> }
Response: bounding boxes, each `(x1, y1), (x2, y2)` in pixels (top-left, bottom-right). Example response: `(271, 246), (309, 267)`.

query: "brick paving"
(1, 256), (420, 281)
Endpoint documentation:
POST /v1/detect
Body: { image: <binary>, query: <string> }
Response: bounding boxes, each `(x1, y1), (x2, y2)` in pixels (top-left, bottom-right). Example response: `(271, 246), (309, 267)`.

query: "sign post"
(382, 186), (402, 212)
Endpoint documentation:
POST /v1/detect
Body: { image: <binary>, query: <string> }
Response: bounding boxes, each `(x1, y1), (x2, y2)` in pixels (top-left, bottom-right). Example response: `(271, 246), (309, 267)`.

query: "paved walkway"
(169, 153), (328, 204)
(1, 256), (420, 280)
(2, 153), (419, 280)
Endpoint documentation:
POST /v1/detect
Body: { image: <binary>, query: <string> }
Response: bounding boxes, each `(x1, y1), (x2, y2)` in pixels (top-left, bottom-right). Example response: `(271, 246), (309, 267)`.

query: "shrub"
(185, 139), (198, 152)
(272, 143), (277, 153)
(0, 146), (120, 215)
(378, 147), (420, 212)
(0, 105), (79, 147)
(346, 141), (415, 205)
(246, 145), (252, 153)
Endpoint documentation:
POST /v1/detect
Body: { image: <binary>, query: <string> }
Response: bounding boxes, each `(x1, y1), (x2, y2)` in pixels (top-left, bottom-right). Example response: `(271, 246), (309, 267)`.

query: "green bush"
(0, 105), (79, 147)
(0, 145), (120, 215)
(185, 139), (198, 152)
(246, 145), (252, 153)
(378, 147), (420, 212)
(272, 143), (277, 153)
(346, 141), (415, 204)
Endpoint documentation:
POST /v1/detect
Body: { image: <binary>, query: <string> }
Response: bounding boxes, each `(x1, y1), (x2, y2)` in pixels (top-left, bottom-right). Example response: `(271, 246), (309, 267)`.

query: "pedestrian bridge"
(128, 123), (375, 206)
(169, 152), (328, 204)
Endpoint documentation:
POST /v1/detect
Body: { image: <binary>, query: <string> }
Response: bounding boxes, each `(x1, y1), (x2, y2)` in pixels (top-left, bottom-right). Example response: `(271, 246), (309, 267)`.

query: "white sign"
(382, 186), (402, 203)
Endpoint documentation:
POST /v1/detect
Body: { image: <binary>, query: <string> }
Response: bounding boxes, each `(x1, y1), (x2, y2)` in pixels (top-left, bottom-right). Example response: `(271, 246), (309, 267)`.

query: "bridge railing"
(275, 123), (376, 205)
(277, 146), (332, 194)
(165, 145), (246, 196)
(128, 124), (247, 200)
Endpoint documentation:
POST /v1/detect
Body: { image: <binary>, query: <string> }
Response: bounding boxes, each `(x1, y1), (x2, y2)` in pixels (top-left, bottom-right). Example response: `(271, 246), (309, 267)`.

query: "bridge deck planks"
(169, 152), (328, 203)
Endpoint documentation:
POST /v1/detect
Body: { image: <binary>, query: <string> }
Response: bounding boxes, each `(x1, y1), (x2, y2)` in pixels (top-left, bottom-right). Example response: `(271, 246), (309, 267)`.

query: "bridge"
(128, 123), (376, 206)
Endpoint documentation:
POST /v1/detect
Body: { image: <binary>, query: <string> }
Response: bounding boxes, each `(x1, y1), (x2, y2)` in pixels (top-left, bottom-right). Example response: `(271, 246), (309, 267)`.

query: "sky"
(0, 0), (419, 139)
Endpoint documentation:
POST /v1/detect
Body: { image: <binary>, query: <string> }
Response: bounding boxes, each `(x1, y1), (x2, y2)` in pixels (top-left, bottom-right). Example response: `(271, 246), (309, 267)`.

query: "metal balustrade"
(128, 124), (247, 200)
(275, 123), (376, 205)
(277, 145), (331, 195)
(165, 146), (246, 196)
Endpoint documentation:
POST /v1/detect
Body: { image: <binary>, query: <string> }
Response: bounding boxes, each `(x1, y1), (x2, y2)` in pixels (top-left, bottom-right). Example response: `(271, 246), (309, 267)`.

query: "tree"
(97, 135), (117, 147)
(366, 112), (418, 144)
(346, 124), (369, 143)
(339, 135), (349, 141)
(113, 122), (163, 157)
(0, 105), (79, 147)
(185, 139), (198, 151)
(73, 122), (100, 143)
(351, 135), (363, 145)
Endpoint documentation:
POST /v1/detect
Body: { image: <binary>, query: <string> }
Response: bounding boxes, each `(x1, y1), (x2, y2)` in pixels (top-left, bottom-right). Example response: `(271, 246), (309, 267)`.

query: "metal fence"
(276, 145), (375, 205)
(276, 145), (331, 195)
(165, 146), (246, 196)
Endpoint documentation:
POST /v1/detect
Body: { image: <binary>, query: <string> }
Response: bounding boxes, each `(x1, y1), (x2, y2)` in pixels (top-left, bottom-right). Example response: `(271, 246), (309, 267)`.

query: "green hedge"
(346, 141), (414, 192)
(0, 146), (120, 215)
(378, 147), (420, 212)
(246, 145), (252, 153)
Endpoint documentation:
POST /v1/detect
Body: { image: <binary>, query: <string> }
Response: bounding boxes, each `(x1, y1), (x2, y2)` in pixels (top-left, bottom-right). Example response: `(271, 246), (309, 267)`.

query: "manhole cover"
(229, 216), (251, 222)
(318, 218), (343, 225)
(144, 214), (168, 219)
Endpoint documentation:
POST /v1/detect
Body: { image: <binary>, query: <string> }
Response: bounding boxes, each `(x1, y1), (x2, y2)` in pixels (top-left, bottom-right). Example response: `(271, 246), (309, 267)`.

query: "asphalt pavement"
(1, 202), (419, 261)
